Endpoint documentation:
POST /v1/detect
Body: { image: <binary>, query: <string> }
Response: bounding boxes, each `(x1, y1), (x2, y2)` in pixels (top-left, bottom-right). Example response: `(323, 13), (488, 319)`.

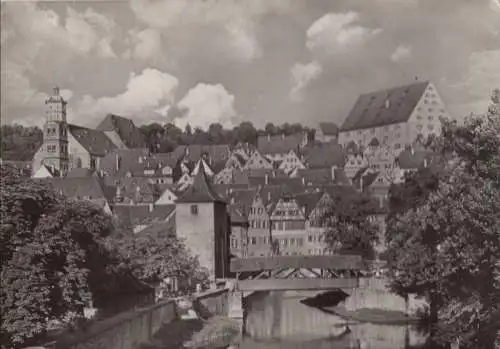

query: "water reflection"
(239, 291), (427, 349)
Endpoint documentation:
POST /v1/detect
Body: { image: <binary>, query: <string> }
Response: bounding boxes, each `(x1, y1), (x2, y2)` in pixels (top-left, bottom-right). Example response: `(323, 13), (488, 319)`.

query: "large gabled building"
(338, 81), (451, 153)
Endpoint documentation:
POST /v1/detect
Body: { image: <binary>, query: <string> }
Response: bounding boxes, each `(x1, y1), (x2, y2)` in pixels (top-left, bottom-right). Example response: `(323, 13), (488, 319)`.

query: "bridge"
(230, 255), (366, 292)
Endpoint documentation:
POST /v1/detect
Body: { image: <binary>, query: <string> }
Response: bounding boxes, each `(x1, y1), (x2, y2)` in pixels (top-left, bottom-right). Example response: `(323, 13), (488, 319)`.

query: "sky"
(1, 0), (500, 130)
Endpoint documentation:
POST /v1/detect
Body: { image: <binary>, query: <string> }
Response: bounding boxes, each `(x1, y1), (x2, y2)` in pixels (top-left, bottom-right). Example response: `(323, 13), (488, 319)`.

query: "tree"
(208, 123), (224, 143)
(234, 122), (258, 145)
(321, 191), (380, 260)
(0, 124), (43, 161)
(0, 166), (130, 348)
(386, 90), (500, 348)
(108, 225), (209, 296)
(264, 122), (277, 135)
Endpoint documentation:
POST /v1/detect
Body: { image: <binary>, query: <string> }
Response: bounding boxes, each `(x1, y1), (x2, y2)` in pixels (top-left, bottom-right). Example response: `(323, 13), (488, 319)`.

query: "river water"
(237, 291), (428, 349)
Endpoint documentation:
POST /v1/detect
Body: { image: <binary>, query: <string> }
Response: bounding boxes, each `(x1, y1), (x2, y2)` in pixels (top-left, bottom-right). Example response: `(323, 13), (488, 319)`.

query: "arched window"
(75, 158), (82, 168)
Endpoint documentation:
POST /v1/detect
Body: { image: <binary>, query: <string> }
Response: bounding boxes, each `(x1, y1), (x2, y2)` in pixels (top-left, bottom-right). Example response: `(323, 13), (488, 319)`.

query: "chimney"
(267, 134), (271, 141)
(410, 147), (415, 156)
(264, 174), (269, 185)
(230, 197), (235, 205)
(360, 176), (364, 192)
(424, 158), (428, 168)
(301, 177), (305, 185)
(385, 99), (391, 109)
(331, 167), (336, 181)
(272, 170), (276, 178)
(281, 133), (285, 140)
(138, 156), (143, 164)
(149, 203), (154, 212)
(267, 191), (271, 202)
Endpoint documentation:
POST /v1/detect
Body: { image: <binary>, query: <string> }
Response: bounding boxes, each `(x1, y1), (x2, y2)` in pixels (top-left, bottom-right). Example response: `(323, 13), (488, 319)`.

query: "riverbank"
(321, 306), (420, 325)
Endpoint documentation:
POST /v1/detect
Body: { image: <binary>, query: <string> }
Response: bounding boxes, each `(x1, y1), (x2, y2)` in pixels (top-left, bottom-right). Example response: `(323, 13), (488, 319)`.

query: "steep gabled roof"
(176, 164), (225, 203)
(294, 192), (324, 217)
(302, 143), (346, 168)
(69, 124), (117, 157)
(41, 176), (108, 200)
(318, 122), (339, 136)
(257, 133), (304, 155)
(340, 81), (430, 132)
(96, 114), (146, 148)
(396, 148), (436, 170)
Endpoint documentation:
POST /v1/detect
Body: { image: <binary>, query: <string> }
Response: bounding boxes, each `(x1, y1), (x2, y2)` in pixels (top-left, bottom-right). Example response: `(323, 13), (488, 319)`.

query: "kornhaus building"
(338, 81), (451, 153)
(32, 87), (146, 177)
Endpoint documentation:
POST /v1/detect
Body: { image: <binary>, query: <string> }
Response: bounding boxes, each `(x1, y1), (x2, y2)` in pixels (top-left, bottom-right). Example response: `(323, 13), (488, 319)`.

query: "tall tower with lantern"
(41, 86), (69, 176)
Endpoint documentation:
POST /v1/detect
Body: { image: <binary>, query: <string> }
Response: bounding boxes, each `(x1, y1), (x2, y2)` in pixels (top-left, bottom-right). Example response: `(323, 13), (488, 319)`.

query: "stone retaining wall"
(36, 300), (177, 349)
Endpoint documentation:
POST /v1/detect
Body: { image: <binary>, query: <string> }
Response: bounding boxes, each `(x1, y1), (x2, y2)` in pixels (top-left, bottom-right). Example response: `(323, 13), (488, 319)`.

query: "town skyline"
(2, 0), (499, 130)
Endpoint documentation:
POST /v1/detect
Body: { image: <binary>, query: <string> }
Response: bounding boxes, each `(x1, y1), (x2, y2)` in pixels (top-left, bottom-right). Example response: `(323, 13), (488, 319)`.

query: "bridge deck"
(237, 278), (359, 291)
(230, 255), (364, 273)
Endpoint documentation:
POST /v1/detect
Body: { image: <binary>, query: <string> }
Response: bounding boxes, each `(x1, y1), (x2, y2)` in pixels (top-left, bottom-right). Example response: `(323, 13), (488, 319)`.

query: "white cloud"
(129, 0), (293, 62)
(306, 12), (382, 56)
(490, 0), (500, 13)
(391, 45), (412, 63)
(175, 83), (238, 130)
(225, 19), (263, 62)
(74, 69), (179, 124)
(290, 61), (322, 102)
(129, 28), (162, 60)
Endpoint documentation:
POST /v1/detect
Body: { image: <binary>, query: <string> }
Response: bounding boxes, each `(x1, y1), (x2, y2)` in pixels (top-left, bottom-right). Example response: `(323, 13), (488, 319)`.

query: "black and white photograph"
(1, 0), (499, 348)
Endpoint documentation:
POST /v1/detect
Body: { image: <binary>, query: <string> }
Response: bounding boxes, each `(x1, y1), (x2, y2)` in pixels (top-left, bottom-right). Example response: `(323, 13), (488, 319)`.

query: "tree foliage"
(108, 226), (209, 295)
(0, 124), (43, 161)
(0, 165), (130, 348)
(386, 90), (500, 348)
(321, 192), (380, 260)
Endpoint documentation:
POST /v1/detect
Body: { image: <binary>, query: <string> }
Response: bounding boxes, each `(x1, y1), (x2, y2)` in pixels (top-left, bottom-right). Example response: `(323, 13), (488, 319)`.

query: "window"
(190, 204), (198, 215)
(308, 235), (312, 242)
(90, 158), (96, 170)
(395, 143), (401, 149)
(251, 237), (257, 245)
(428, 115), (434, 120)
(417, 115), (423, 120)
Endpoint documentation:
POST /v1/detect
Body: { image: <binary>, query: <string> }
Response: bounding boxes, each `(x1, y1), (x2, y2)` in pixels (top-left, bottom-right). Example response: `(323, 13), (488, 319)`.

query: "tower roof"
(176, 162), (226, 204)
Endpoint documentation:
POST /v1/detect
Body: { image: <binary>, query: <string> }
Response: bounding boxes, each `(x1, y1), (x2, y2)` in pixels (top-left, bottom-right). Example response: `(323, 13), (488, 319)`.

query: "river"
(236, 291), (428, 349)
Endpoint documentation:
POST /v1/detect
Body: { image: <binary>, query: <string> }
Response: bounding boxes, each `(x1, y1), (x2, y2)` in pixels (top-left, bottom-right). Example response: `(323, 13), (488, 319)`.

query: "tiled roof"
(294, 192), (324, 217)
(113, 177), (160, 203)
(257, 133), (304, 155)
(41, 176), (108, 200)
(243, 168), (288, 178)
(340, 81), (429, 131)
(176, 144), (231, 164)
(332, 168), (351, 185)
(69, 124), (117, 157)
(113, 204), (175, 227)
(229, 188), (258, 216)
(294, 168), (333, 185)
(318, 122), (339, 136)
(396, 148), (435, 170)
(176, 163), (225, 203)
(66, 168), (95, 178)
(96, 114), (146, 149)
(302, 143), (346, 168)
(154, 152), (183, 168)
(99, 148), (151, 175)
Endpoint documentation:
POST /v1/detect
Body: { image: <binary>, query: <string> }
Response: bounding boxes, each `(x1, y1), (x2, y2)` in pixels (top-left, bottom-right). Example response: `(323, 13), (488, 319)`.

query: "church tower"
(41, 87), (69, 176)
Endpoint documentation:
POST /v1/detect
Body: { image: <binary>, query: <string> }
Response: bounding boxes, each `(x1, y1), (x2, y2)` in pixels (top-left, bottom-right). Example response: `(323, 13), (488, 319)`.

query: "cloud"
(290, 61), (323, 102)
(306, 12), (382, 56)
(175, 83), (238, 130)
(129, 28), (162, 60)
(74, 69), (179, 125)
(129, 0), (294, 63)
(391, 45), (412, 63)
(447, 49), (500, 116)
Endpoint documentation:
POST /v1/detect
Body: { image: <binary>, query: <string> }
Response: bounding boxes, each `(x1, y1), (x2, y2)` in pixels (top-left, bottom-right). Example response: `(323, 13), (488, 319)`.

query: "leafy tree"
(386, 90), (500, 348)
(0, 124), (43, 161)
(264, 122), (277, 135)
(234, 121), (258, 145)
(208, 123), (224, 143)
(0, 166), (132, 348)
(108, 226), (209, 296)
(321, 192), (380, 260)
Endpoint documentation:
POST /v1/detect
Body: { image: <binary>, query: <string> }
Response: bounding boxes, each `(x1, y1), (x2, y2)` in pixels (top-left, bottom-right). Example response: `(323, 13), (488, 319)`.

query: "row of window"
(416, 124), (435, 131)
